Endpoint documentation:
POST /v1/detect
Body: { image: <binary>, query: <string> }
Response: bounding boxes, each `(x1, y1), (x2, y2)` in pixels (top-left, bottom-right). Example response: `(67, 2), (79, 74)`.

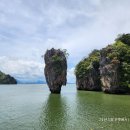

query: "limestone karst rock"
(75, 50), (101, 91)
(75, 34), (130, 94)
(0, 71), (17, 84)
(44, 48), (67, 93)
(100, 42), (130, 94)
(100, 47), (121, 93)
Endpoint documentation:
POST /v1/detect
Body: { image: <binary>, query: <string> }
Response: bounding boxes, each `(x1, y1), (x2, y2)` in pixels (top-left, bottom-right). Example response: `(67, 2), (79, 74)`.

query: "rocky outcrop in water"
(75, 50), (101, 91)
(44, 48), (67, 93)
(76, 63), (101, 91)
(100, 42), (130, 94)
(100, 47), (122, 93)
(0, 71), (17, 84)
(75, 34), (130, 94)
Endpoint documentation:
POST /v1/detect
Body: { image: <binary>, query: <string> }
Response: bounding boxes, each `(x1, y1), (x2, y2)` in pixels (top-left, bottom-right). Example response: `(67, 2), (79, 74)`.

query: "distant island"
(0, 71), (17, 84)
(75, 34), (130, 94)
(0, 34), (130, 95)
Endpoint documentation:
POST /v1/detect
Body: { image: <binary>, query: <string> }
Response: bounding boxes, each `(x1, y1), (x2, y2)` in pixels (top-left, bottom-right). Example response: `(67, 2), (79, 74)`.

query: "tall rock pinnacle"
(44, 48), (67, 93)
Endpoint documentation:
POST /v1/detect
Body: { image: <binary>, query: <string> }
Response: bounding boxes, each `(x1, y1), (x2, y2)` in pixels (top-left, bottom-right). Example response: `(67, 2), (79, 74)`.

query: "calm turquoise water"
(0, 84), (130, 130)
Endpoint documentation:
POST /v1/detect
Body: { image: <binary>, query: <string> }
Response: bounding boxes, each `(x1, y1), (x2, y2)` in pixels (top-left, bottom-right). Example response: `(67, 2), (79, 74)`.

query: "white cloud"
(0, 0), (130, 83)
(0, 56), (75, 83)
(0, 56), (45, 83)
(67, 67), (75, 83)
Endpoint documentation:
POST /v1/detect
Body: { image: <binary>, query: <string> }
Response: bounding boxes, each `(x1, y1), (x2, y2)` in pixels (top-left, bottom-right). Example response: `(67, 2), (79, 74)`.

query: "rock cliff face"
(100, 47), (121, 93)
(0, 71), (17, 84)
(75, 50), (101, 91)
(75, 34), (130, 94)
(100, 43), (130, 94)
(76, 62), (101, 91)
(44, 48), (67, 93)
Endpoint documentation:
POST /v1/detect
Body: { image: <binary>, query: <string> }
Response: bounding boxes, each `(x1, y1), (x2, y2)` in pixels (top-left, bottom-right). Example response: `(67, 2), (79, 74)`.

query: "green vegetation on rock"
(75, 33), (130, 94)
(75, 49), (100, 78)
(75, 49), (101, 91)
(115, 33), (130, 46)
(100, 41), (130, 89)
(50, 49), (68, 75)
(51, 49), (69, 62)
(0, 71), (17, 84)
(44, 48), (67, 93)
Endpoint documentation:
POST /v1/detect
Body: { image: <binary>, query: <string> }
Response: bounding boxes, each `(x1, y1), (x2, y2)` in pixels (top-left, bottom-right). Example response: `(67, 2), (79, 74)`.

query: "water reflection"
(39, 94), (68, 130)
(0, 85), (130, 130)
(75, 91), (130, 130)
(75, 91), (107, 129)
(39, 89), (130, 130)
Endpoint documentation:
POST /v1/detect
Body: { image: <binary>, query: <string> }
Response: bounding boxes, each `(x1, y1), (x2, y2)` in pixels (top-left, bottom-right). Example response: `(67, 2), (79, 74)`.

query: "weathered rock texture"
(100, 48), (121, 93)
(44, 48), (67, 93)
(76, 62), (101, 91)
(75, 50), (101, 91)
(75, 34), (130, 94)
(100, 43), (130, 94)
(0, 71), (17, 84)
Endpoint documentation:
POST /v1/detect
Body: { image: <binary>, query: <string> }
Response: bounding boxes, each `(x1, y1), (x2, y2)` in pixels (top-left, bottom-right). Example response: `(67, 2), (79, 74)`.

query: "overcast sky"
(0, 0), (130, 83)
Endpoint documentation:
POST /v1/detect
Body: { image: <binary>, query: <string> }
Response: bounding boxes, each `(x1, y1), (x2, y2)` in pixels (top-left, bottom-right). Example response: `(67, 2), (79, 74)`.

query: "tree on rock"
(100, 40), (130, 94)
(0, 71), (17, 84)
(44, 48), (67, 94)
(75, 49), (101, 91)
(115, 33), (130, 46)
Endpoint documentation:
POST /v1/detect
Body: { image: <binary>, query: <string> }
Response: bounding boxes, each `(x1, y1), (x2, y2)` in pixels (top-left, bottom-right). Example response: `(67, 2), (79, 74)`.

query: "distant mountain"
(17, 80), (74, 84)
(17, 79), (46, 84)
(0, 71), (17, 84)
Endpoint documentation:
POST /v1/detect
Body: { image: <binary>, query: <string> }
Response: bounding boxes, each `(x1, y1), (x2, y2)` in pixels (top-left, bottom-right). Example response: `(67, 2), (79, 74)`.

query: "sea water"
(0, 84), (130, 130)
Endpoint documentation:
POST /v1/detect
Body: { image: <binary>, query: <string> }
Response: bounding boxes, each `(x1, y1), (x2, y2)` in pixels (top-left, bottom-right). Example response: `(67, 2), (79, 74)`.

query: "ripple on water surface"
(0, 84), (130, 130)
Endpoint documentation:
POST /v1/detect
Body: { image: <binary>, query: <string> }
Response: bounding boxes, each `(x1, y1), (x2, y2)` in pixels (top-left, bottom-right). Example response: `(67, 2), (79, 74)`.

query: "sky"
(0, 0), (130, 83)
